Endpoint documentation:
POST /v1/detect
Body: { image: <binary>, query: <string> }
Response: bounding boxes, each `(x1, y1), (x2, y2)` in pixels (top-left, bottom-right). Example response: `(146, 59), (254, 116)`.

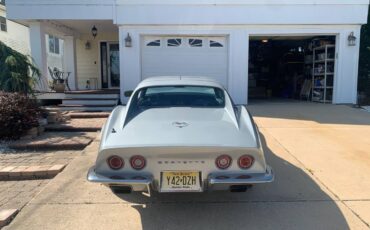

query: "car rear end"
(87, 145), (274, 193)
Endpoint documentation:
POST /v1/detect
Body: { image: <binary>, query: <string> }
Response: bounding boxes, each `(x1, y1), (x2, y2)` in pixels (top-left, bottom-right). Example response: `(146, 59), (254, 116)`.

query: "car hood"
(103, 107), (257, 148)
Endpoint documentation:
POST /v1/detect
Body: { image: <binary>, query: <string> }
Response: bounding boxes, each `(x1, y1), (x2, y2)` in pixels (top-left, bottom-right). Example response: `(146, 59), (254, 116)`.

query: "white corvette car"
(87, 76), (273, 194)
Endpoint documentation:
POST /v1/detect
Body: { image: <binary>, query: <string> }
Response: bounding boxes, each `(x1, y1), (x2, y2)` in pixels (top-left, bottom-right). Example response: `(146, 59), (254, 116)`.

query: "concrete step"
(7, 132), (96, 151)
(62, 99), (118, 106)
(0, 209), (18, 228)
(64, 94), (120, 99)
(45, 118), (106, 132)
(58, 105), (115, 112)
(68, 112), (111, 119)
(0, 164), (66, 181)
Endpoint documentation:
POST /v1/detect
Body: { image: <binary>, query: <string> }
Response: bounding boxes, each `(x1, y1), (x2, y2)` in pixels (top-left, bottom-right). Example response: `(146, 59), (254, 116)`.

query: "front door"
(101, 42), (120, 88)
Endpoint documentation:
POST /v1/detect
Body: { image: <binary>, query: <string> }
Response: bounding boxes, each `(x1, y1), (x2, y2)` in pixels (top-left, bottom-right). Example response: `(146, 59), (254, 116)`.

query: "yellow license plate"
(161, 171), (201, 192)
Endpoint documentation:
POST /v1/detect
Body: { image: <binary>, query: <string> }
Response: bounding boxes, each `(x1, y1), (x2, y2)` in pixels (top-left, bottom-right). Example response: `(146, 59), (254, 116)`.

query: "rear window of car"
(133, 85), (225, 108)
(125, 85), (226, 123)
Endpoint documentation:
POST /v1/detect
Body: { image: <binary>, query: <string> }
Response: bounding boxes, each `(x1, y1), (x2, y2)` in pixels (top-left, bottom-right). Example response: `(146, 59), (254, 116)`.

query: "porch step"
(62, 99), (118, 106)
(65, 89), (119, 94)
(58, 104), (116, 112)
(68, 112), (111, 119)
(60, 90), (120, 112)
(64, 93), (120, 99)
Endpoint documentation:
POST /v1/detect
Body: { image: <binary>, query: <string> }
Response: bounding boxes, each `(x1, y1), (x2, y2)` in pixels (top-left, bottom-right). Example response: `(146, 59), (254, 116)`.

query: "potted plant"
(53, 78), (65, 93)
(49, 67), (65, 93)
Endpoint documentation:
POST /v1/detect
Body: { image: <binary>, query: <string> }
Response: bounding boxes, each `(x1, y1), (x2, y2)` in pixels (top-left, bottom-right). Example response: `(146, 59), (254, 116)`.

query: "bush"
(358, 6), (370, 104)
(0, 41), (40, 94)
(0, 92), (43, 140)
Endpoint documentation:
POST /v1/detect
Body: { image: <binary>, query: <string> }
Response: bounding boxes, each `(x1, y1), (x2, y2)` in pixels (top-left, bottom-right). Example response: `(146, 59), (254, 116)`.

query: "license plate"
(161, 171), (201, 192)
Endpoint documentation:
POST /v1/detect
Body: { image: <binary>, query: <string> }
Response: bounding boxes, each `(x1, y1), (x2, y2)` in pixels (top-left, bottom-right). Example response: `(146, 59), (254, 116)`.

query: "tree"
(0, 41), (40, 94)
(358, 6), (370, 103)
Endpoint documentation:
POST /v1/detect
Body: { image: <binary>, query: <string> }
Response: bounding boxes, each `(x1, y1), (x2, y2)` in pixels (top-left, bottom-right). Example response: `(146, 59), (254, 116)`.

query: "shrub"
(0, 91), (43, 140)
(358, 6), (370, 104)
(0, 41), (40, 94)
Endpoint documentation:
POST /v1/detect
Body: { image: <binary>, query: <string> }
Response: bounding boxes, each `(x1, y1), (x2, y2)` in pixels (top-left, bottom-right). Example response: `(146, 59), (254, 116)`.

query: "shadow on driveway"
(113, 133), (350, 230)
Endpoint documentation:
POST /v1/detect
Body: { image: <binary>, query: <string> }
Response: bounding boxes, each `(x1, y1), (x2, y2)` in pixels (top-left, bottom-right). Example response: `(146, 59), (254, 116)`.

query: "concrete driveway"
(5, 102), (370, 230)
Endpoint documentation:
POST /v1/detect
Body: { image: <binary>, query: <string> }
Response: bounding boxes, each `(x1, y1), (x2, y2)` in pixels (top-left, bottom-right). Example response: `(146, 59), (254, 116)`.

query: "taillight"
(215, 155), (232, 170)
(130, 155), (146, 170)
(238, 155), (254, 169)
(107, 156), (124, 170)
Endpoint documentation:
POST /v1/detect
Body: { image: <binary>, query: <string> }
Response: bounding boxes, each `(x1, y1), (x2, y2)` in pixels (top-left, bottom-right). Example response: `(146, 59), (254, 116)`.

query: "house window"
(210, 40), (224, 48)
(48, 35), (60, 54)
(0, 0), (5, 6)
(0, 17), (6, 32)
(147, 39), (161, 47)
(189, 39), (203, 47)
(167, 38), (182, 47)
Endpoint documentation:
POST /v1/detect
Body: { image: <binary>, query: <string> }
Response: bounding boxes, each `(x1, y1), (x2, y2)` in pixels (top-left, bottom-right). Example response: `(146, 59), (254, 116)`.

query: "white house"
(5, 0), (370, 105)
(1, 0), (64, 87)
(0, 0), (29, 55)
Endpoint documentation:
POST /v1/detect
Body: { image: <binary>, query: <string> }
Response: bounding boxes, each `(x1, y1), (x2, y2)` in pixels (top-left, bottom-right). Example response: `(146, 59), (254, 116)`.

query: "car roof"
(136, 76), (225, 89)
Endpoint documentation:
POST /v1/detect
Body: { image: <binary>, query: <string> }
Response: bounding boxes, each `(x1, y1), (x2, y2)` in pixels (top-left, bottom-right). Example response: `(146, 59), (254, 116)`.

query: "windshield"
(126, 85), (225, 122)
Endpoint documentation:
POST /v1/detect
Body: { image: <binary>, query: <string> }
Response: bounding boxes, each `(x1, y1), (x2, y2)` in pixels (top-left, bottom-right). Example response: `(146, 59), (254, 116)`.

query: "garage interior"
(248, 36), (336, 103)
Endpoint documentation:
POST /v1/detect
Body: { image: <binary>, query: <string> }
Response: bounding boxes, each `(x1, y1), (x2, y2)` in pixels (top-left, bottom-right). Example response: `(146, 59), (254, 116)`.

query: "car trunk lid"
(103, 107), (257, 148)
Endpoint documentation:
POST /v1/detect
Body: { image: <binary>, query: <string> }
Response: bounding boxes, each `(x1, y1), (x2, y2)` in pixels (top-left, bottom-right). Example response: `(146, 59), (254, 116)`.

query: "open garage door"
(248, 35), (336, 103)
(142, 36), (228, 87)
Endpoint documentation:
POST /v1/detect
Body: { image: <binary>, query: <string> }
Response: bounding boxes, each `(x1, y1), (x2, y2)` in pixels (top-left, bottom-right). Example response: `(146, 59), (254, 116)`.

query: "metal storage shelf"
(314, 59), (335, 64)
(314, 72), (334, 76)
(312, 44), (336, 103)
(314, 44), (335, 51)
(313, 86), (333, 89)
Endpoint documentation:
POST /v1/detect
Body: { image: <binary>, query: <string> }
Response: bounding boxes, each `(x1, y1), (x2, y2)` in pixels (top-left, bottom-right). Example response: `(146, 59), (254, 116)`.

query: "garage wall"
(119, 25), (361, 105)
(119, 27), (249, 104)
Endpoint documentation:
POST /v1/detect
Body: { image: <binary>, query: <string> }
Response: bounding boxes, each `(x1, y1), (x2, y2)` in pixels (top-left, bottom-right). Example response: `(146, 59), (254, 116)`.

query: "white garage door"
(142, 36), (228, 87)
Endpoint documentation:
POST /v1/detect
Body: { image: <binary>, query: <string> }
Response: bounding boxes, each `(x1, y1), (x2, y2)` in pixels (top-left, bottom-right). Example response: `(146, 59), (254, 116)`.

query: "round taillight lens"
(130, 155), (146, 170)
(215, 155), (232, 170)
(238, 155), (254, 169)
(107, 156), (124, 170)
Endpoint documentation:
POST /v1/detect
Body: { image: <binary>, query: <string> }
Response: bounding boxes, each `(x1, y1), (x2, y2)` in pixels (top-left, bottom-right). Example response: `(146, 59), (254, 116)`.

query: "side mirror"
(124, 90), (133, 97)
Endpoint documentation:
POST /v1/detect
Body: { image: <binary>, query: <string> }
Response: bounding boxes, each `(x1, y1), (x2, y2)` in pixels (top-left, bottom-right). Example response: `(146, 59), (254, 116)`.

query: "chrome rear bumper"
(87, 165), (274, 192)
(207, 166), (274, 191)
(87, 167), (153, 192)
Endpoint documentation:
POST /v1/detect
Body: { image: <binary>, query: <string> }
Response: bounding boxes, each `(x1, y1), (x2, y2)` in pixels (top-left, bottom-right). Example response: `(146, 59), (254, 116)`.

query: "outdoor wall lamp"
(125, 33), (132, 47)
(85, 41), (91, 50)
(348, 32), (357, 46)
(91, 25), (98, 39)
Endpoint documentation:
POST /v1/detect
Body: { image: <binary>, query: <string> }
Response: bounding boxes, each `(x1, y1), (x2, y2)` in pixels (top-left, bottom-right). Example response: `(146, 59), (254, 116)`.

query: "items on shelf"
(311, 44), (335, 103)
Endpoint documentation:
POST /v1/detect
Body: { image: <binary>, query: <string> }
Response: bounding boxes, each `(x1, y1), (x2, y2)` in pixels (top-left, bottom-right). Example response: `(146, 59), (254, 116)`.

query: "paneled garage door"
(142, 36), (228, 87)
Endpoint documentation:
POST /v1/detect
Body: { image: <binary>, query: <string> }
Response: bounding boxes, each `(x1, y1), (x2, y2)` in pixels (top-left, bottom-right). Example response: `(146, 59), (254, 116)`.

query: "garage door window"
(189, 39), (203, 47)
(210, 40), (224, 48)
(167, 38), (182, 47)
(146, 39), (161, 47)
